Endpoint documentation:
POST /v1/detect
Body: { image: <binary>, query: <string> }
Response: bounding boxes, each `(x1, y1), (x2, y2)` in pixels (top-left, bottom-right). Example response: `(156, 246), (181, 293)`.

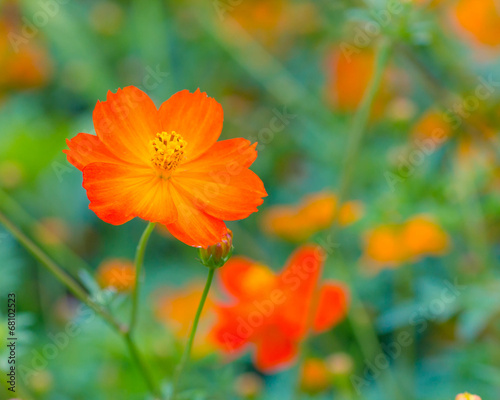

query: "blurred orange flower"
(401, 215), (450, 257)
(411, 109), (453, 145)
(96, 259), (135, 292)
(363, 215), (450, 271)
(211, 245), (349, 373)
(453, 0), (500, 47)
(325, 47), (396, 118)
(225, 0), (318, 48)
(0, 1), (52, 93)
(64, 86), (267, 248)
(155, 283), (216, 357)
(300, 358), (331, 394)
(455, 393), (481, 400)
(261, 191), (364, 242)
(231, 0), (285, 37)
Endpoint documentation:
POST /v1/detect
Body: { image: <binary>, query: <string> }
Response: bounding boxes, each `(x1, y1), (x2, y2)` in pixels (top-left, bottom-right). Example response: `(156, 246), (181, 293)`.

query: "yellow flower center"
(150, 131), (187, 171)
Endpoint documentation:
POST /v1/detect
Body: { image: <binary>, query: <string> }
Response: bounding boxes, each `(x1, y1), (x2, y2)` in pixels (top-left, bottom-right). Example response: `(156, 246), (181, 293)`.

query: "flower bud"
(198, 230), (233, 269)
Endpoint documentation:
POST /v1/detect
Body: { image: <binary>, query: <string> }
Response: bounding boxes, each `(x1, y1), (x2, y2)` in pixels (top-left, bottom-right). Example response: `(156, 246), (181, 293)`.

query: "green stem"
(0, 210), (124, 333)
(0, 211), (162, 398)
(335, 38), (392, 211)
(0, 188), (94, 276)
(124, 332), (163, 399)
(292, 39), (394, 400)
(171, 267), (216, 399)
(332, 40), (405, 400)
(130, 221), (156, 332)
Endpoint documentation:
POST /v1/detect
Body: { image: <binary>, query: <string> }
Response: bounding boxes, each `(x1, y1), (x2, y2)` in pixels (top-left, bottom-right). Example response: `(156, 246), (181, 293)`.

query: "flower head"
(64, 87), (267, 247)
(96, 259), (135, 292)
(210, 245), (349, 373)
(453, 0), (500, 47)
(411, 109), (453, 145)
(363, 215), (450, 272)
(325, 47), (397, 118)
(261, 191), (363, 242)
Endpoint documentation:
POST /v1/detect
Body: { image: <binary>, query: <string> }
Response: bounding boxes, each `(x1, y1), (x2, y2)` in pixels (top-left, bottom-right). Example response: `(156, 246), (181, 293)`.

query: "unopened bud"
(198, 230), (233, 269)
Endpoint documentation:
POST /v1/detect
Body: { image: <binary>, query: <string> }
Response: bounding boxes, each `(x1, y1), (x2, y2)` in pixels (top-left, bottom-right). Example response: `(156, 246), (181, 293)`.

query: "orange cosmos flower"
(453, 0), (500, 47)
(154, 283), (216, 357)
(96, 259), (136, 292)
(211, 245), (349, 373)
(363, 215), (450, 272)
(64, 86), (267, 247)
(261, 191), (364, 242)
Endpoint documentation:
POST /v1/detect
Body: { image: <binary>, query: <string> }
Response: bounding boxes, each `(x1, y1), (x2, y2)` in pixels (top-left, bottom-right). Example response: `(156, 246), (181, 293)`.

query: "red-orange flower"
(211, 245), (349, 373)
(64, 86), (267, 247)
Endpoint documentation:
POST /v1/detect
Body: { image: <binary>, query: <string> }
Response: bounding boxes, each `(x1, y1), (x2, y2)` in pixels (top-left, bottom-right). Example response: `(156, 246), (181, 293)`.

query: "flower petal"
(174, 169), (266, 221)
(163, 182), (228, 247)
(219, 257), (277, 299)
(82, 162), (177, 225)
(278, 245), (325, 335)
(180, 138), (258, 170)
(211, 306), (250, 354)
(64, 133), (123, 171)
(254, 326), (298, 373)
(93, 86), (161, 165)
(174, 139), (267, 221)
(158, 89), (223, 162)
(313, 282), (349, 333)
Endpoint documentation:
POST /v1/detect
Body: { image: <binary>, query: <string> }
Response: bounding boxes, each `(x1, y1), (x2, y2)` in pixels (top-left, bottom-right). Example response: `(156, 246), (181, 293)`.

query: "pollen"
(150, 131), (187, 171)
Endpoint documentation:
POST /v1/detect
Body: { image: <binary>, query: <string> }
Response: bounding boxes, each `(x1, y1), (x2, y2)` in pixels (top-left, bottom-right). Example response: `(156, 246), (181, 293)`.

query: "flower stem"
(130, 221), (156, 332)
(124, 332), (163, 399)
(329, 39), (405, 400)
(0, 211), (162, 399)
(0, 210), (124, 333)
(171, 266), (216, 399)
(335, 38), (392, 211)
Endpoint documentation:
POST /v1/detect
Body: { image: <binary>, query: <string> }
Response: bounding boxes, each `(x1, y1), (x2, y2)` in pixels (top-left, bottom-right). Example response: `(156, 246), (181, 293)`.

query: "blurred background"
(0, 0), (499, 399)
